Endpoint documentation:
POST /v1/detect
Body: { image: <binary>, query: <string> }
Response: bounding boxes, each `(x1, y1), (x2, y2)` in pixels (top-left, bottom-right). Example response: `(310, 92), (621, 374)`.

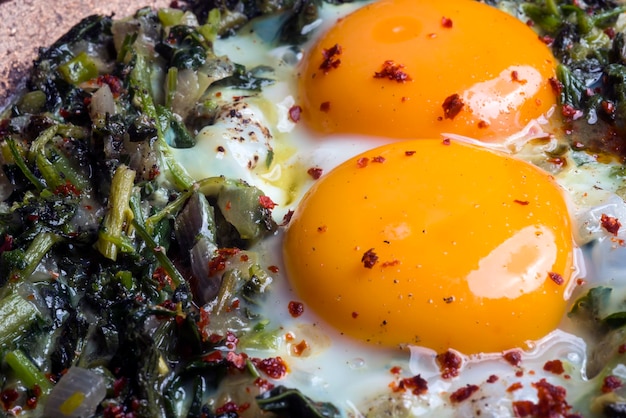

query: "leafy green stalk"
(130, 53), (194, 190)
(132, 219), (184, 288)
(6, 138), (45, 192)
(29, 125), (66, 191)
(95, 164), (136, 261)
(5, 350), (54, 394)
(0, 288), (40, 347)
(18, 232), (62, 279)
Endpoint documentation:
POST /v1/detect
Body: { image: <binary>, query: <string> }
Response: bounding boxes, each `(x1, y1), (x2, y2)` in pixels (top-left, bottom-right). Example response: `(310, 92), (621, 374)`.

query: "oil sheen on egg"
(171, 0), (626, 415)
(298, 0), (557, 142)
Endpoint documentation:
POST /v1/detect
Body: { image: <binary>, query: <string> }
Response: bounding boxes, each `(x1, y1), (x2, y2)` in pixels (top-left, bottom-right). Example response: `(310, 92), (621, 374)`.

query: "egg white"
(168, 1), (626, 415)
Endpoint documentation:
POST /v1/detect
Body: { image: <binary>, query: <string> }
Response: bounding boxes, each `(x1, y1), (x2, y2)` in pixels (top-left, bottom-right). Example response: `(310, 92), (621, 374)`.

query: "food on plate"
(2, 0), (626, 417)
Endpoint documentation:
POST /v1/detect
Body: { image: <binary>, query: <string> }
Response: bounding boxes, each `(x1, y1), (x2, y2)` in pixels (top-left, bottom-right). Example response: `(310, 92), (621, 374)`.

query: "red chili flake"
(158, 300), (178, 313)
(504, 350), (523, 367)
(601, 213), (621, 236)
(268, 265), (279, 273)
(513, 400), (535, 417)
(513, 379), (575, 417)
(288, 301), (304, 318)
(226, 351), (248, 370)
(225, 201), (232, 210)
(619, 344), (626, 354)
(514, 199), (530, 205)
(547, 156), (566, 167)
(252, 356), (288, 379)
(405, 150), (416, 156)
(197, 309), (211, 341)
(208, 253), (229, 276)
(254, 377), (275, 392)
(54, 180), (81, 196)
(543, 359), (564, 375)
(319, 44), (342, 73)
(442, 94), (464, 120)
(215, 401), (250, 414)
(436, 350), (462, 379)
(259, 195), (277, 210)
(605, 27), (617, 39)
(152, 266), (174, 291)
(549, 77), (563, 95)
(450, 385), (479, 403)
(381, 259), (400, 268)
(441, 16), (453, 28)
(442, 138), (451, 145)
(25, 391), (38, 410)
(203, 351), (223, 362)
(549, 272), (565, 285)
(356, 157), (369, 168)
(562, 104), (583, 120)
(478, 120), (489, 129)
(602, 375), (623, 393)
(0, 235), (14, 254)
(288, 105), (302, 122)
(1, 388), (19, 410)
(352, 311), (359, 318)
(307, 167), (324, 179)
(372, 156), (386, 163)
(317, 225), (327, 233)
(390, 366), (402, 375)
(113, 376), (128, 397)
(281, 210), (294, 226)
(507, 382), (523, 392)
(148, 164), (160, 180)
(487, 375), (499, 383)
(320, 101), (331, 112)
(291, 340), (309, 356)
(373, 60), (412, 83)
(224, 331), (239, 350)
(602, 100), (616, 116)
(398, 375), (428, 396)
(97, 74), (124, 97)
(539, 34), (555, 45)
(361, 248), (379, 269)
(510, 71), (527, 84)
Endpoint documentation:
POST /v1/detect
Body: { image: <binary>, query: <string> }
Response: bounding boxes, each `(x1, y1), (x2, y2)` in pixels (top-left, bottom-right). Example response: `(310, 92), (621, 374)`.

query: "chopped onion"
(43, 367), (106, 418)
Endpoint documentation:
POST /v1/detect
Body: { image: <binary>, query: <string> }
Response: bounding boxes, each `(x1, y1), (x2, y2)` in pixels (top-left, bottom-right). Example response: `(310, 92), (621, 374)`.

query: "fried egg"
(173, 0), (626, 415)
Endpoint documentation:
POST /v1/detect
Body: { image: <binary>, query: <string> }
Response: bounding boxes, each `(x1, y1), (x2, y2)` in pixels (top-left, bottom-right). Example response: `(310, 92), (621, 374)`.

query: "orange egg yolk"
(283, 139), (574, 354)
(298, 0), (557, 142)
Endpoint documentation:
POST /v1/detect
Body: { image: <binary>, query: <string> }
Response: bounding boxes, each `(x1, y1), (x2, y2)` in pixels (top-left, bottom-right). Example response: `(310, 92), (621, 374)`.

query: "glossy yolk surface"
(298, 0), (557, 142)
(283, 139), (574, 354)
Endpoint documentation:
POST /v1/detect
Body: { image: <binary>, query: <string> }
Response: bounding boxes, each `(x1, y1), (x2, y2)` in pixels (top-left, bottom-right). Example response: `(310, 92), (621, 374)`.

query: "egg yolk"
(298, 0), (557, 142)
(283, 139), (574, 354)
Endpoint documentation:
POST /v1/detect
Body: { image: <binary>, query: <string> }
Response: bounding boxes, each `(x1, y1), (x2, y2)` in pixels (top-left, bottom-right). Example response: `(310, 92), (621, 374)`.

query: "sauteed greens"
(4, 0), (626, 417)
(0, 2), (346, 417)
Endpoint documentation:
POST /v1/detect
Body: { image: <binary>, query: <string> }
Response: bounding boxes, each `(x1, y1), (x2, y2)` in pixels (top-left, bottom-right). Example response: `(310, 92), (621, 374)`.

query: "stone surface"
(0, 0), (170, 110)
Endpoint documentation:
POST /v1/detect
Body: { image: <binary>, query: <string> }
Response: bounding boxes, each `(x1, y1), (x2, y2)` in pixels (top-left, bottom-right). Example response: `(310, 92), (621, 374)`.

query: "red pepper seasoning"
(361, 248), (378, 268)
(543, 359), (564, 375)
(450, 385), (479, 403)
(442, 93), (464, 119)
(601, 213), (621, 236)
(288, 105), (302, 122)
(548, 272), (564, 285)
(436, 350), (462, 379)
(373, 60), (412, 83)
(288, 301), (305, 318)
(319, 44), (342, 73)
(307, 167), (324, 179)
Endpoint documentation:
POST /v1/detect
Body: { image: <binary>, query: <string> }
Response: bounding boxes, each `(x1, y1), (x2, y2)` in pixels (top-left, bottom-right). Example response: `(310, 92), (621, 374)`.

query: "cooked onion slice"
(43, 367), (106, 418)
